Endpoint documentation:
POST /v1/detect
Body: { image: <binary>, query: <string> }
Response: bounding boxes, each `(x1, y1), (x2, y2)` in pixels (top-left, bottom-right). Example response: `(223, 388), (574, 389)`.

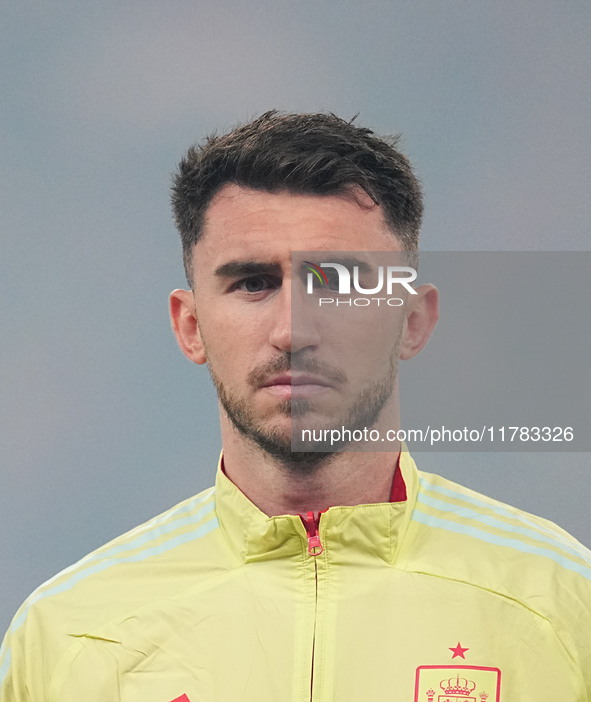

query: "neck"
(220, 422), (400, 516)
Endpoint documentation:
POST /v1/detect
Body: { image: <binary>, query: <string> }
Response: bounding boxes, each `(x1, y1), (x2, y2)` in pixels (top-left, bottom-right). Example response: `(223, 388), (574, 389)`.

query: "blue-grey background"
(1, 1), (589, 633)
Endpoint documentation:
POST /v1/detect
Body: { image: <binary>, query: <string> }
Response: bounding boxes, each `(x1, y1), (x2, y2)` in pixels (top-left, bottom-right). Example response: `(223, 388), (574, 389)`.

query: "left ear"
(399, 284), (439, 360)
(169, 288), (207, 365)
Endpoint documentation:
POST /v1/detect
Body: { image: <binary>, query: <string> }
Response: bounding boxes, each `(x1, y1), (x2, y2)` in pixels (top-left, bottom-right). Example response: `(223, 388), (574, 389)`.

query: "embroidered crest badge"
(414, 666), (501, 702)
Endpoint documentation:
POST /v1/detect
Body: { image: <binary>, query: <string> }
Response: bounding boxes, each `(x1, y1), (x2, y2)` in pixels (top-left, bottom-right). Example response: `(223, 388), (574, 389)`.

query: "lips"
(261, 373), (333, 397)
(263, 374), (331, 388)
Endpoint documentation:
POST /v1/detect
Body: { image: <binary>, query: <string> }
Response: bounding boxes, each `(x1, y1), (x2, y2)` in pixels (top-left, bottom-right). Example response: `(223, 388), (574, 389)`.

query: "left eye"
(238, 276), (273, 293)
(325, 270), (341, 291)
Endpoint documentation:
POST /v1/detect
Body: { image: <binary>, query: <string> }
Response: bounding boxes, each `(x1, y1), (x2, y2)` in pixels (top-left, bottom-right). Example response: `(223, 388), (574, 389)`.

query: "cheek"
(200, 319), (258, 374)
(199, 306), (241, 346)
(322, 309), (404, 359)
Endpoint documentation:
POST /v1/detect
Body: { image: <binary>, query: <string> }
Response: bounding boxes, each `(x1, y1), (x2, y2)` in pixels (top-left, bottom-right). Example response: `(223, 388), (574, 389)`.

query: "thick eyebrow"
(302, 256), (373, 273)
(214, 261), (283, 278)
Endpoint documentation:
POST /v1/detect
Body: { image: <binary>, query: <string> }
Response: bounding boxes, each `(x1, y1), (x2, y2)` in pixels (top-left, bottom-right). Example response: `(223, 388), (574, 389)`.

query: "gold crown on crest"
(425, 678), (489, 701)
(441, 676), (477, 695)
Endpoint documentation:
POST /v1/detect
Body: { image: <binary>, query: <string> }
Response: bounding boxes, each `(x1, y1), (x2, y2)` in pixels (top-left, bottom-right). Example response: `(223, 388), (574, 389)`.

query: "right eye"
(235, 275), (278, 294)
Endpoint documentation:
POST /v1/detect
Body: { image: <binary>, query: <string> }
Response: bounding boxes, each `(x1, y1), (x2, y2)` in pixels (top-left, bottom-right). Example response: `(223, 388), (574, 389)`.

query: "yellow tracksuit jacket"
(1, 452), (590, 701)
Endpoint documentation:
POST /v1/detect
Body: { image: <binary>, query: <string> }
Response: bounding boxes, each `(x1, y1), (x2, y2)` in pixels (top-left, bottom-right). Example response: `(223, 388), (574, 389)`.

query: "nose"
(268, 280), (321, 353)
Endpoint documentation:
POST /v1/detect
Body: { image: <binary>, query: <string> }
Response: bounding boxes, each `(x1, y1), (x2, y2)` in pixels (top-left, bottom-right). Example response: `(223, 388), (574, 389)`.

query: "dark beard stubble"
(209, 352), (399, 472)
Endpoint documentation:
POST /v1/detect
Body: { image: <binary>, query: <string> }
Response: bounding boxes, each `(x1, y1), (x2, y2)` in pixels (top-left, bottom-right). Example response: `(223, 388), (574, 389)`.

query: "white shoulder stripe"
(0, 494), (219, 690)
(0, 650), (10, 691)
(75, 488), (215, 568)
(419, 476), (588, 556)
(32, 490), (216, 599)
(418, 491), (591, 566)
(412, 508), (591, 581)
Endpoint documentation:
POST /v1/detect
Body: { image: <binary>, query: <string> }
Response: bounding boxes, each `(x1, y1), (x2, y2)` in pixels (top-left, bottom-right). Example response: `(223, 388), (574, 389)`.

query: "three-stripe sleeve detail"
(414, 477), (591, 581)
(0, 489), (219, 688)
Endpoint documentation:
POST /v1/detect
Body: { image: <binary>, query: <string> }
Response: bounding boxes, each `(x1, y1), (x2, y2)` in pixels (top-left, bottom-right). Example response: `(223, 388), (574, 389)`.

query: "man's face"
(173, 184), (414, 464)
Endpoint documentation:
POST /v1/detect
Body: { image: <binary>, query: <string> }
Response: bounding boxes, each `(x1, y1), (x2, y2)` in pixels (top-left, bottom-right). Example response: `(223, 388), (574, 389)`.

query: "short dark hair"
(172, 110), (422, 285)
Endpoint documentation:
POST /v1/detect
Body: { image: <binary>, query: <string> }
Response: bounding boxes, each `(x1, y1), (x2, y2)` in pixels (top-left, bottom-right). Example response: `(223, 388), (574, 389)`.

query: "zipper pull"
(304, 511), (323, 556)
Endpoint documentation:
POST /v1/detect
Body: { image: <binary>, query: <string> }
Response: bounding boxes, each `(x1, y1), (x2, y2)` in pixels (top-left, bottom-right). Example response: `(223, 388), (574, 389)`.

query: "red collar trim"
(390, 453), (407, 502)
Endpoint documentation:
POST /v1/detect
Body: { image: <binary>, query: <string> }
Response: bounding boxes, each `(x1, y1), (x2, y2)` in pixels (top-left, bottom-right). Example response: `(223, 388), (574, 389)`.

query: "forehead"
(193, 184), (402, 272)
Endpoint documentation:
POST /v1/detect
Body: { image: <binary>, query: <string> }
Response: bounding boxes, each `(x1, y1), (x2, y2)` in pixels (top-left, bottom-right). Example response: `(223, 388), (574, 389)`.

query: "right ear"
(169, 289), (207, 365)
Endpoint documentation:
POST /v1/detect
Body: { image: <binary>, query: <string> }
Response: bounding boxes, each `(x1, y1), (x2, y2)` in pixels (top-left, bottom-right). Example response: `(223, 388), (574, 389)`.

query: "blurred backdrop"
(2, 0), (590, 633)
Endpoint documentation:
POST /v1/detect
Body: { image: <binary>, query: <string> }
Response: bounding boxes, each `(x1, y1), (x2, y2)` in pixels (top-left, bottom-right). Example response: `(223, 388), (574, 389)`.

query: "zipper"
(302, 511), (323, 556)
(300, 512), (323, 701)
(310, 555), (318, 701)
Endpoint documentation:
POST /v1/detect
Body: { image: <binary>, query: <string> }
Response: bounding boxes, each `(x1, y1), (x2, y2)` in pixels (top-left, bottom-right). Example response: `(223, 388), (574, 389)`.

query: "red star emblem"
(449, 642), (469, 659)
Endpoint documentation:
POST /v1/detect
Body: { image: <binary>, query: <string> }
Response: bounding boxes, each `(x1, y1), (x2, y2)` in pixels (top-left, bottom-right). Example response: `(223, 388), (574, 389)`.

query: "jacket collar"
(214, 450), (419, 566)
